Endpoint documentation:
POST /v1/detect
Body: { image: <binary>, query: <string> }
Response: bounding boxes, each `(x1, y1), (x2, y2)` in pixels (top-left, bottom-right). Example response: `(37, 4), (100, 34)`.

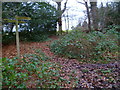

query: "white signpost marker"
(4, 16), (31, 58)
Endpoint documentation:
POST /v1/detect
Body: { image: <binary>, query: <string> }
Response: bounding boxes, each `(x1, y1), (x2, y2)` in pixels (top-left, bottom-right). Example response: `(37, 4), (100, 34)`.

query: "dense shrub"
(2, 30), (51, 45)
(50, 27), (119, 63)
(103, 25), (120, 33)
(2, 2), (57, 45)
(2, 2), (57, 35)
(2, 33), (16, 45)
(19, 30), (50, 42)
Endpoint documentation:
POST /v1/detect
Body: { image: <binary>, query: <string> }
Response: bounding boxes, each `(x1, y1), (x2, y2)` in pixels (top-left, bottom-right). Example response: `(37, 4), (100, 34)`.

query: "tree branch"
(76, 0), (85, 5)
(62, 0), (68, 14)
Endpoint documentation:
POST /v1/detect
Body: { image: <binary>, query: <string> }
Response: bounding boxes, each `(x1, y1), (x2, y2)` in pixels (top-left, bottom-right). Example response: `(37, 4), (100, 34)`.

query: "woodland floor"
(2, 36), (120, 88)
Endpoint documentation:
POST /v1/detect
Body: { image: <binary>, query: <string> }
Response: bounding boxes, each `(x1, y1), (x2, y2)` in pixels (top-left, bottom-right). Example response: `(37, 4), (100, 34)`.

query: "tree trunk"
(58, 16), (62, 35)
(67, 10), (69, 33)
(57, 2), (62, 35)
(56, 0), (68, 35)
(90, 2), (98, 30)
(77, 1), (91, 32)
(85, 2), (91, 32)
(99, 2), (105, 31)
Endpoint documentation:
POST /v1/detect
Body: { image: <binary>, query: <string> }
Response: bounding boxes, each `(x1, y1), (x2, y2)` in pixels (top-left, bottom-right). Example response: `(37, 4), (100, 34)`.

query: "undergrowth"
(50, 26), (119, 63)
(2, 49), (78, 88)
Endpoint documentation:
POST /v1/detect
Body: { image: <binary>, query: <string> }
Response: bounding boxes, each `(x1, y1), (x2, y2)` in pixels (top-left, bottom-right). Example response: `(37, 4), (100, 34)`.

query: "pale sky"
(49, 0), (86, 30)
(49, 0), (113, 30)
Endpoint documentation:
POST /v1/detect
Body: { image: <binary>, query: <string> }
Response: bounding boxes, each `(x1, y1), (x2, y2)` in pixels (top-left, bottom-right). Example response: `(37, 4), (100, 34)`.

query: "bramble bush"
(50, 26), (119, 63)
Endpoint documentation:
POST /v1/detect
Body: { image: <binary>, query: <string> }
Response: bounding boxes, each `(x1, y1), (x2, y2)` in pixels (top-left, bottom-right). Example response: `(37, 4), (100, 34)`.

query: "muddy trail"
(2, 36), (120, 88)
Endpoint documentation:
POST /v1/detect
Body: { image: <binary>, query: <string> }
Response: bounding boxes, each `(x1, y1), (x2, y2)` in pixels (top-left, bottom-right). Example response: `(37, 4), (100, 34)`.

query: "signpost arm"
(15, 16), (20, 58)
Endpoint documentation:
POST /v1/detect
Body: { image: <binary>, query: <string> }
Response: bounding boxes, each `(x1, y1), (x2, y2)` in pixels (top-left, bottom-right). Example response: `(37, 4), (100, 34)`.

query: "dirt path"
(2, 36), (120, 88)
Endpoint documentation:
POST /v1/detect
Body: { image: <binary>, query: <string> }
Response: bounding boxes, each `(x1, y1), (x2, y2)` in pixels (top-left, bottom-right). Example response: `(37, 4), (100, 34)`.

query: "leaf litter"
(2, 36), (120, 88)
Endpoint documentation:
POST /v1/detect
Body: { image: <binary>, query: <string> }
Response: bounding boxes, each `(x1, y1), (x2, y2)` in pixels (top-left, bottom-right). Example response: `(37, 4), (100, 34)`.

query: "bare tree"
(90, 1), (98, 30)
(55, 0), (68, 35)
(77, 0), (91, 32)
(98, 2), (107, 31)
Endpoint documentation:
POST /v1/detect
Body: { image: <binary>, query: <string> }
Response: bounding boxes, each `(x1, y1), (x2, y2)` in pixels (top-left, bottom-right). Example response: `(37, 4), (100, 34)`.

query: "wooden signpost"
(4, 16), (31, 58)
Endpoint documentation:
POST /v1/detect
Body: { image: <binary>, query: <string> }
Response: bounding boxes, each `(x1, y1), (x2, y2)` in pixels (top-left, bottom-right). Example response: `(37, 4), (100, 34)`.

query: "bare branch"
(76, 0), (85, 5)
(77, 0), (91, 31)
(62, 0), (68, 14)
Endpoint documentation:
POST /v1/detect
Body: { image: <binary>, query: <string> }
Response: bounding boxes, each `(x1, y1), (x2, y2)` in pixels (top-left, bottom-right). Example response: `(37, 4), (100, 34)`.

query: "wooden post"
(3, 16), (31, 58)
(15, 16), (20, 58)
